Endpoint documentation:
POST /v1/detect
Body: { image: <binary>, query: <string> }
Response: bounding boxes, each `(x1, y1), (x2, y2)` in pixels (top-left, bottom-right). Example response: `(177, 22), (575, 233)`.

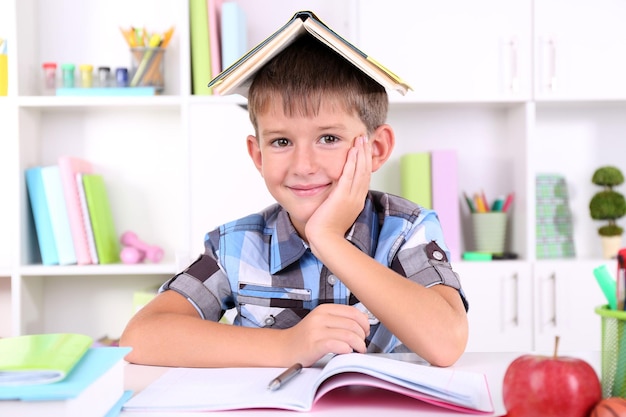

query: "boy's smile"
(247, 99), (369, 238)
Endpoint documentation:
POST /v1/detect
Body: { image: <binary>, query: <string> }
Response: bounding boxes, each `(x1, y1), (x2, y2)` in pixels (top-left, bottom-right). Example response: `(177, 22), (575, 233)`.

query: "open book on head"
(123, 352), (494, 414)
(207, 10), (412, 97)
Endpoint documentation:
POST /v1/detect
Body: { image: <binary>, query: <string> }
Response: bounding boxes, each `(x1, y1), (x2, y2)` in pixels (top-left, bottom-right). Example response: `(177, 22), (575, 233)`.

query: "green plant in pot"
(589, 166), (626, 258)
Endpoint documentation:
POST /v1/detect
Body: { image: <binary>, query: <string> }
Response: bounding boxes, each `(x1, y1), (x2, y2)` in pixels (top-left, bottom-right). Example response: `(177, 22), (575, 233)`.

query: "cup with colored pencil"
(120, 26), (175, 91)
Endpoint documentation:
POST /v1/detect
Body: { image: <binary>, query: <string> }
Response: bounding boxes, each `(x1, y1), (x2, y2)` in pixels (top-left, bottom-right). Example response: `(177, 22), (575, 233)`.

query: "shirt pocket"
(237, 283), (311, 328)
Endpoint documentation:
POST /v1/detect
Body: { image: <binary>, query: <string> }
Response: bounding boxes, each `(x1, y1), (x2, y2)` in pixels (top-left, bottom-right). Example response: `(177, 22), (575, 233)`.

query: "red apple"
(502, 337), (601, 417)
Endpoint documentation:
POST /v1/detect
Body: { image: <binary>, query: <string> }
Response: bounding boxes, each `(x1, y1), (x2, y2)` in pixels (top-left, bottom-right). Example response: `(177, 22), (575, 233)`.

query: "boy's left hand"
(305, 135), (371, 247)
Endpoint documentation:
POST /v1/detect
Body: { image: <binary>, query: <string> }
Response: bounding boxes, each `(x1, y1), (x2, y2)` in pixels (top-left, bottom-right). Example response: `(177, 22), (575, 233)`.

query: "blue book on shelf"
(25, 167), (59, 265)
(220, 2), (248, 70)
(41, 165), (77, 265)
(55, 87), (158, 96)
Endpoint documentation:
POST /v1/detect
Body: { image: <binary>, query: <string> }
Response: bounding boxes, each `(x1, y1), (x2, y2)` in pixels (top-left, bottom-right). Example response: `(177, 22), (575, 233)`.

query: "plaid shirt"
(162, 191), (467, 353)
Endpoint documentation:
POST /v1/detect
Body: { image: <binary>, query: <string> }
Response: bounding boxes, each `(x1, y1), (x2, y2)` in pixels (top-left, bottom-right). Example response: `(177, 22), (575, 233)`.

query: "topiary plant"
(589, 166), (626, 236)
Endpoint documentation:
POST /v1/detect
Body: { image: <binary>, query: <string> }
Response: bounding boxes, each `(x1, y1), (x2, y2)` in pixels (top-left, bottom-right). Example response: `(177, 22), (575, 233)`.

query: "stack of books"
(25, 156), (120, 266)
(189, 0), (247, 95)
(0, 333), (130, 417)
(399, 150), (461, 261)
(535, 174), (576, 259)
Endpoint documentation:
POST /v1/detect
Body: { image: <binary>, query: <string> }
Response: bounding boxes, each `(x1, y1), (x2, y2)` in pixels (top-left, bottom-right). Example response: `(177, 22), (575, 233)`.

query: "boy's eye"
(270, 138), (291, 147)
(319, 135), (340, 144)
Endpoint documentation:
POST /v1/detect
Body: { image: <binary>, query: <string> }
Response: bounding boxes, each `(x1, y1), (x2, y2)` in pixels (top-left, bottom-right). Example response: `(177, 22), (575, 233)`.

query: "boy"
(120, 31), (468, 369)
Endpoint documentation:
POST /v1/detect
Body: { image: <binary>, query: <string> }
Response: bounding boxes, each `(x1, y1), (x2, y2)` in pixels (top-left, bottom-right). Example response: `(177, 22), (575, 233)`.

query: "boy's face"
(247, 98), (369, 238)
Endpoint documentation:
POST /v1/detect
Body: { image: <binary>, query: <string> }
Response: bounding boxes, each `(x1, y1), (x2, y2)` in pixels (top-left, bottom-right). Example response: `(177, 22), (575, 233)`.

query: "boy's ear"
(247, 135), (263, 175)
(370, 124), (395, 173)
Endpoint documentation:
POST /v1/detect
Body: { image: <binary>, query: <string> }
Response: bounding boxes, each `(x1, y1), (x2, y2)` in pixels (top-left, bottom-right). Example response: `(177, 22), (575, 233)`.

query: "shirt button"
(264, 315), (275, 326)
(327, 274), (338, 286)
(432, 250), (444, 261)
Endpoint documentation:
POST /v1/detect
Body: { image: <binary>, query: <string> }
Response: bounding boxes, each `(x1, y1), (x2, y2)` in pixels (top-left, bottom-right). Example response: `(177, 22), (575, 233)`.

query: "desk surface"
(121, 351), (600, 417)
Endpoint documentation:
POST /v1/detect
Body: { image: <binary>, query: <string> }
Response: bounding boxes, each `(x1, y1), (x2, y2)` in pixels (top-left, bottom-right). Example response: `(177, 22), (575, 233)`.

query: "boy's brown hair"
(247, 34), (388, 135)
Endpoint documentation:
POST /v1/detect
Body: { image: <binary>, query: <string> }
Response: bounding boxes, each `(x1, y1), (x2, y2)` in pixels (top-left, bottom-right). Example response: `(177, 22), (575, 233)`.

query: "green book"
(400, 152), (432, 209)
(189, 0), (212, 95)
(82, 174), (121, 264)
(0, 333), (92, 385)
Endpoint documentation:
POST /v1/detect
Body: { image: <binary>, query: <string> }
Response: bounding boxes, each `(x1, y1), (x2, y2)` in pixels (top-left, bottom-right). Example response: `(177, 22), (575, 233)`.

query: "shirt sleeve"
(391, 212), (469, 311)
(160, 251), (234, 321)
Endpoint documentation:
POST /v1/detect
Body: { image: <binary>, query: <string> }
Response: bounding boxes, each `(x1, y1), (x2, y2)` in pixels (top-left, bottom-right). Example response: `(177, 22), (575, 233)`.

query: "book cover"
(400, 152), (432, 209)
(76, 173), (99, 264)
(123, 353), (493, 414)
(220, 2), (247, 73)
(431, 149), (461, 262)
(207, 0), (223, 83)
(25, 167), (59, 265)
(82, 174), (120, 264)
(0, 347), (131, 417)
(208, 11), (411, 98)
(58, 156), (94, 265)
(189, 0), (212, 95)
(41, 165), (77, 265)
(0, 333), (92, 385)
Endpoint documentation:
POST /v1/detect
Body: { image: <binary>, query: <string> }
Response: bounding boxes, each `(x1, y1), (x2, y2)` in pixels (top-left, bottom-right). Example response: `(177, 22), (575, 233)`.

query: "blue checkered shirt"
(162, 191), (467, 353)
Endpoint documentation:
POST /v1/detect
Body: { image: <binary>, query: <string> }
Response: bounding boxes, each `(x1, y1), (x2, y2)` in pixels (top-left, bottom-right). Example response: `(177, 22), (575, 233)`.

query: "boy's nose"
(292, 146), (317, 174)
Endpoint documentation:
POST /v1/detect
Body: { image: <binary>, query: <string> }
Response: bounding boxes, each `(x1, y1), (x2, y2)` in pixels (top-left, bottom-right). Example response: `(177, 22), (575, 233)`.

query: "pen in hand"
(267, 363), (303, 391)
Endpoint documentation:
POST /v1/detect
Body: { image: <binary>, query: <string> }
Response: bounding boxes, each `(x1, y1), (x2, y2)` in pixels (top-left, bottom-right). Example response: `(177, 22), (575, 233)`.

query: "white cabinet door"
(357, 0), (531, 101)
(457, 261), (533, 352)
(533, 260), (610, 352)
(534, 0), (626, 100)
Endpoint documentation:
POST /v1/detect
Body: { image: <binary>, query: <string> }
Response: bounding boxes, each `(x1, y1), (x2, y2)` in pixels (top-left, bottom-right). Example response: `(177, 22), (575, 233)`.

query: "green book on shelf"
(0, 333), (93, 385)
(400, 152), (432, 209)
(82, 174), (121, 264)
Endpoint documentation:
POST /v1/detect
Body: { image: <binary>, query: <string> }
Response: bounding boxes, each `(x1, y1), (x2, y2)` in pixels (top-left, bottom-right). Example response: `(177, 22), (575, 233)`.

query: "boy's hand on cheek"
(305, 135), (371, 249)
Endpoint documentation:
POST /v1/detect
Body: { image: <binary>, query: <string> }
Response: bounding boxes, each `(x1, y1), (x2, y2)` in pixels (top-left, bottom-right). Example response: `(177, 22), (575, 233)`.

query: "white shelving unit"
(0, 0), (622, 352)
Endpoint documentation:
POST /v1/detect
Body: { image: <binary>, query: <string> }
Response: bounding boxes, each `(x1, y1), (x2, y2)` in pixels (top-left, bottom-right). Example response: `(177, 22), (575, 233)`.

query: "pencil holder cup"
(596, 305), (626, 398)
(470, 212), (507, 253)
(130, 47), (165, 91)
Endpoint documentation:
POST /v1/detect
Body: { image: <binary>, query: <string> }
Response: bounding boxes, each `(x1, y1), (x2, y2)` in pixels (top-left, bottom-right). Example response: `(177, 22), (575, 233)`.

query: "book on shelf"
(76, 173), (99, 264)
(0, 333), (92, 385)
(0, 338), (131, 417)
(41, 165), (77, 265)
(25, 167), (59, 265)
(219, 1), (247, 74)
(58, 156), (95, 265)
(207, 10), (412, 97)
(81, 174), (120, 264)
(400, 152), (432, 209)
(123, 352), (493, 414)
(208, 0), (223, 80)
(189, 0), (212, 95)
(431, 149), (461, 262)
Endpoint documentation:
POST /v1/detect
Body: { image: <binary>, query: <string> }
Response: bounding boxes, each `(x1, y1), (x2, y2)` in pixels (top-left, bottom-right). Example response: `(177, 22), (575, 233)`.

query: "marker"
(267, 363), (303, 391)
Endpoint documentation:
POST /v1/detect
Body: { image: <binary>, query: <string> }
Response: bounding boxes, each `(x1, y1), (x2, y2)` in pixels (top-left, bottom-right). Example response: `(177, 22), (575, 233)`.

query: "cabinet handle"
(540, 273), (558, 330)
(508, 36), (519, 93)
(501, 272), (520, 330)
(547, 35), (557, 92)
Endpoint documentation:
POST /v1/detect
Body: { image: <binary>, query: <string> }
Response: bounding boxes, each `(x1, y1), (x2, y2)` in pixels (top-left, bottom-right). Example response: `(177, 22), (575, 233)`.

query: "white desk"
(121, 351), (600, 417)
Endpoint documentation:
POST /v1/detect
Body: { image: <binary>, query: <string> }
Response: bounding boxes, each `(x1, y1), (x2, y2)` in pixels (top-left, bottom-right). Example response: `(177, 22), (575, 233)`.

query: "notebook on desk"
(123, 353), (493, 414)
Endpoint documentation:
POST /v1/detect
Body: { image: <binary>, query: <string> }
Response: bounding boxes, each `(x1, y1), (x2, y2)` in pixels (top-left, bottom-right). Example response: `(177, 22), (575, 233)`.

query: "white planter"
(601, 235), (623, 259)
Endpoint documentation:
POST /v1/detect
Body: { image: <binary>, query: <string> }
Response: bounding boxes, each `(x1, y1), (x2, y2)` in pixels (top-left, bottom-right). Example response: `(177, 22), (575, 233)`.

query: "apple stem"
(553, 335), (560, 358)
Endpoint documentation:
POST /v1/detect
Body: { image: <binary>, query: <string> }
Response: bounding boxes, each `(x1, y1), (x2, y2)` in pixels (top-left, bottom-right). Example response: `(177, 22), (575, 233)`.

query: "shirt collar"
(269, 193), (378, 273)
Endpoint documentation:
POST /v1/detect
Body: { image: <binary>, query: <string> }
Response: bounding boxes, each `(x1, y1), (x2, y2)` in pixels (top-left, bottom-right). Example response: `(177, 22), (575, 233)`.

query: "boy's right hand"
(282, 304), (370, 367)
